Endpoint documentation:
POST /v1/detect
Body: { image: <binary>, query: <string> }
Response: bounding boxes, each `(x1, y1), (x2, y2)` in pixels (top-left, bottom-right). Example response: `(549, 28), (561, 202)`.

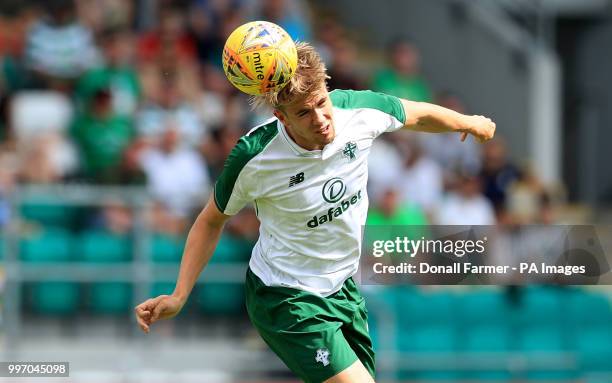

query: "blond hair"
(251, 42), (329, 110)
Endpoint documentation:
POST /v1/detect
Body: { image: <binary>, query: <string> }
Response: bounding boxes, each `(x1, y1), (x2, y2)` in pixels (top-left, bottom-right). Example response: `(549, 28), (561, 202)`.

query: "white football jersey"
(214, 90), (405, 296)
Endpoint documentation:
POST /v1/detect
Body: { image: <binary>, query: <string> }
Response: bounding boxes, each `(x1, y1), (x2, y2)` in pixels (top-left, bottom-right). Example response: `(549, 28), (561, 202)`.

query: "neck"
(284, 125), (324, 151)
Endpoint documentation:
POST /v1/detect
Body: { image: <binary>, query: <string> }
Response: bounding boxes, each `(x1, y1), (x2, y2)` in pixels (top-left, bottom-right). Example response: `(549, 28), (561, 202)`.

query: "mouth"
(316, 125), (331, 135)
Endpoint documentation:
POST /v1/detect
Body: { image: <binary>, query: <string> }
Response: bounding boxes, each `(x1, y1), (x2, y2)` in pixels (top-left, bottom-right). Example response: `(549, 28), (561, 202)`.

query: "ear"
(273, 109), (288, 127)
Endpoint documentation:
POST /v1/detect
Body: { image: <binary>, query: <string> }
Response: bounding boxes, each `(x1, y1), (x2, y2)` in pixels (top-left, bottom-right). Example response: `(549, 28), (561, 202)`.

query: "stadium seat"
(519, 324), (565, 352)
(26, 281), (80, 315)
(151, 281), (175, 297)
(365, 311), (380, 352)
(515, 286), (564, 326)
(77, 231), (131, 315)
(457, 288), (511, 326)
(575, 326), (612, 373)
(395, 288), (460, 381)
(88, 282), (132, 314)
(209, 234), (252, 263)
(462, 369), (513, 381)
(191, 234), (250, 314)
(584, 376), (612, 383)
(396, 288), (458, 325)
(457, 288), (516, 379)
(20, 228), (79, 315)
(519, 324), (576, 380)
(194, 282), (244, 315)
(395, 327), (462, 383)
(460, 324), (514, 380)
(566, 288), (612, 327)
(413, 370), (462, 381)
(150, 235), (184, 314)
(20, 200), (76, 228)
(78, 230), (131, 262)
(361, 286), (398, 352)
(463, 324), (513, 352)
(525, 366), (577, 381)
(20, 227), (73, 262)
(512, 288), (579, 380)
(151, 234), (185, 263)
(398, 324), (457, 353)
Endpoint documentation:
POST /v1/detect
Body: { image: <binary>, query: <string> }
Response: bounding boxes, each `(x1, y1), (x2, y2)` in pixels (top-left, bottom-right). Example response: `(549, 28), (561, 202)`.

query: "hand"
(134, 294), (184, 333)
(460, 115), (496, 143)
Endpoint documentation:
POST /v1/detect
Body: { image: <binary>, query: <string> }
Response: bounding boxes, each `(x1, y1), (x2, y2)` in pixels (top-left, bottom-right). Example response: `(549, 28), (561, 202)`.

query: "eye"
(317, 99), (326, 107)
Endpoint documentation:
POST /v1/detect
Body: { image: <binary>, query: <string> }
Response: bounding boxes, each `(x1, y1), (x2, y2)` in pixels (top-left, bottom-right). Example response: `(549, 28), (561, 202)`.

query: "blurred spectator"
(186, 4), (220, 66)
(188, 3), (256, 135)
(0, 2), (29, 57)
(506, 169), (546, 224)
(367, 137), (403, 198)
(1, 5), (31, 139)
(10, 91), (78, 182)
(0, 3), (35, 93)
(395, 133), (443, 217)
(138, 124), (210, 223)
(311, 13), (366, 92)
(149, 201), (188, 235)
(327, 37), (365, 91)
(480, 139), (522, 216)
(174, 61), (226, 130)
(250, 0), (311, 41)
(18, 133), (77, 183)
(187, 1), (244, 67)
(226, 206), (260, 243)
(535, 192), (556, 224)
(71, 86), (134, 183)
(367, 186), (428, 226)
(371, 38), (432, 102)
(75, 26), (141, 118)
(0, 151), (18, 227)
(75, 0), (134, 34)
(24, 0), (101, 90)
(491, 194), (564, 284)
(97, 199), (133, 234)
(137, 5), (196, 70)
(435, 172), (496, 225)
(200, 123), (242, 179)
(10, 91), (73, 140)
(136, 69), (204, 147)
(420, 92), (481, 186)
(312, 16), (346, 68)
(366, 185), (429, 280)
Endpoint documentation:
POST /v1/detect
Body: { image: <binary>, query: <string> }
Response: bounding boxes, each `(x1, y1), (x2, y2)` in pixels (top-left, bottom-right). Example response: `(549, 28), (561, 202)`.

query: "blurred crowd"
(0, 0), (564, 239)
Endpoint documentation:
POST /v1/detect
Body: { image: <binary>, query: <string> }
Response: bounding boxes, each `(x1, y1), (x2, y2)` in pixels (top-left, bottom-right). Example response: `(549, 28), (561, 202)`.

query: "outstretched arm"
(400, 99), (496, 143)
(134, 195), (230, 333)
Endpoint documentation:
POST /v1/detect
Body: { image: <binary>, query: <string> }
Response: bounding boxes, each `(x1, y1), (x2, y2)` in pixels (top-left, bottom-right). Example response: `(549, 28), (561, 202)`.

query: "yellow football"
(222, 21), (298, 95)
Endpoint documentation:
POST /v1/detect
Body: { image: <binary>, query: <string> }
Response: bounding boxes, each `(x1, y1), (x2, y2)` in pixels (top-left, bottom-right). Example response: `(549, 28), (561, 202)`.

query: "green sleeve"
(330, 89), (406, 124)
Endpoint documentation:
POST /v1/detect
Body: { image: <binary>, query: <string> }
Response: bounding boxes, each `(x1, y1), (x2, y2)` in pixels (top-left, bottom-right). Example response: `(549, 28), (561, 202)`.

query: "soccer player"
(135, 42), (495, 383)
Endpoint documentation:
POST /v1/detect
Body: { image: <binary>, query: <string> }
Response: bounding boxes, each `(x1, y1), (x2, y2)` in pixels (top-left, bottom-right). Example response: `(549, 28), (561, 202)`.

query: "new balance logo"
(289, 172), (305, 187)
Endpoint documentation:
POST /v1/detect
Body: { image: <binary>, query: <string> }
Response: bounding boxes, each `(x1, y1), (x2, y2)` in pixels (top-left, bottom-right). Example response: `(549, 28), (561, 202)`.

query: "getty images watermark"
(359, 225), (612, 285)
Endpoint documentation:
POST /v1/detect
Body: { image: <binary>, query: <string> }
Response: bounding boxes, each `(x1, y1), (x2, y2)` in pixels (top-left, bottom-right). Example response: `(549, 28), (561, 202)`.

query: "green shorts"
(245, 268), (375, 383)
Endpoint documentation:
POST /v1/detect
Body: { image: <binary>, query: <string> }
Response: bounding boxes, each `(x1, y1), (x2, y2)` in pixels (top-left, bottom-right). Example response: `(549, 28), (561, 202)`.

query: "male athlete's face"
(274, 85), (335, 151)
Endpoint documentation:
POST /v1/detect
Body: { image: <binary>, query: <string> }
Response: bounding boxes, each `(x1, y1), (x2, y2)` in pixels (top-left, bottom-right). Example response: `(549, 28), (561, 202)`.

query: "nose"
(312, 108), (326, 127)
